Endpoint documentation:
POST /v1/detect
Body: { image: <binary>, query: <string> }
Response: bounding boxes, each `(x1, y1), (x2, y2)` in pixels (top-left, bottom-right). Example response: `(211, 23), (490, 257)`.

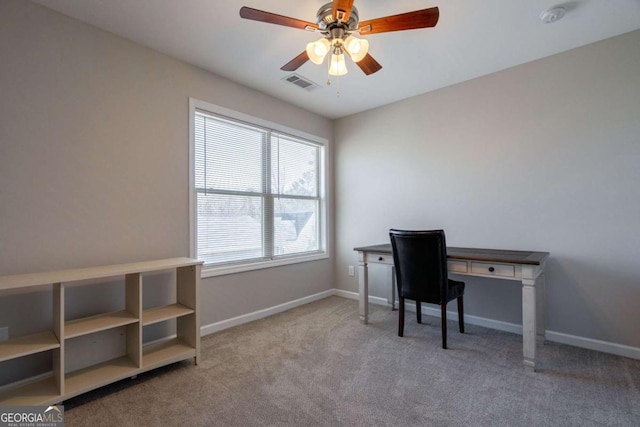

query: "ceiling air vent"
(282, 73), (321, 91)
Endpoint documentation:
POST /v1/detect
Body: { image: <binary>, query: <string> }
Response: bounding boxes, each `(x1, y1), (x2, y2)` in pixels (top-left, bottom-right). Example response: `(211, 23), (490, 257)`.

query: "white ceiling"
(33, 0), (640, 119)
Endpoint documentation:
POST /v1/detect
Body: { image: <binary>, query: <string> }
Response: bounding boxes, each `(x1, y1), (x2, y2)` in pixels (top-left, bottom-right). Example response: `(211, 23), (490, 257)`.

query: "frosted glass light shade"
(344, 36), (369, 62)
(328, 53), (348, 76)
(306, 38), (330, 64)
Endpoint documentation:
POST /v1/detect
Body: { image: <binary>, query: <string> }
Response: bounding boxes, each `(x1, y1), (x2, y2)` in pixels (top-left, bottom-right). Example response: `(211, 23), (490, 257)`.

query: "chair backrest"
(389, 229), (449, 304)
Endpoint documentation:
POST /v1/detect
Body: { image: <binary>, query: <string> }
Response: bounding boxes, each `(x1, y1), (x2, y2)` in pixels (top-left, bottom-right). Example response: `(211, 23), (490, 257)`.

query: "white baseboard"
(200, 289), (334, 336)
(545, 330), (640, 360)
(332, 289), (640, 360)
(332, 289), (362, 301)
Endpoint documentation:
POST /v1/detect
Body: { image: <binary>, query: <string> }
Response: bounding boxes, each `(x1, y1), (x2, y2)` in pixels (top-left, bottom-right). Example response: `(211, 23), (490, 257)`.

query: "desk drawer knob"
(488, 266), (495, 272)
(378, 257), (384, 261)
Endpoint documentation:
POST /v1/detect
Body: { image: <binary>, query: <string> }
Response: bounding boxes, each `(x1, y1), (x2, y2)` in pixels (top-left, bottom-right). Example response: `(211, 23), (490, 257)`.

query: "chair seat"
(446, 279), (465, 302)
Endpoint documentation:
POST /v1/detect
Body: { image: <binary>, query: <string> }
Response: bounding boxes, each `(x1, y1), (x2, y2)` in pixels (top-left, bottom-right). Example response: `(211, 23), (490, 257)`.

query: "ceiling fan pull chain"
(325, 61), (340, 98)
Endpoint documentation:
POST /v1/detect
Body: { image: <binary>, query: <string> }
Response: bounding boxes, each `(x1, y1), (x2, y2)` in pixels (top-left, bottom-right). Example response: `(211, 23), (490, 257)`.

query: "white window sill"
(200, 252), (329, 278)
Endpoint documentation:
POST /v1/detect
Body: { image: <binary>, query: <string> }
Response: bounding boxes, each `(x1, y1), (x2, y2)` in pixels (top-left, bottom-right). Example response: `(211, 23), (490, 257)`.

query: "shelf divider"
(65, 356), (138, 399)
(65, 310), (138, 339)
(126, 273), (142, 368)
(0, 331), (60, 362)
(0, 376), (61, 406)
(142, 303), (194, 326)
(142, 338), (196, 371)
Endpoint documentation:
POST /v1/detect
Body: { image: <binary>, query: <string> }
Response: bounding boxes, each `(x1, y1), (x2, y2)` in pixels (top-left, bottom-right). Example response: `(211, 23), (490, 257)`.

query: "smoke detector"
(540, 7), (566, 24)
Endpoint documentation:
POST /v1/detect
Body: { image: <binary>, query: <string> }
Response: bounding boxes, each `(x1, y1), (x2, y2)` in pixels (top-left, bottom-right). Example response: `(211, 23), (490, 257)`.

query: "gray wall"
(334, 30), (640, 349)
(0, 0), (334, 354)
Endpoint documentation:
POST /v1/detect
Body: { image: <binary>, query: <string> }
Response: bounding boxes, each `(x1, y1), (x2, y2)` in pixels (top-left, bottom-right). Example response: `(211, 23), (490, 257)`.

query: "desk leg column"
(522, 278), (537, 371)
(537, 273), (546, 343)
(358, 259), (369, 324)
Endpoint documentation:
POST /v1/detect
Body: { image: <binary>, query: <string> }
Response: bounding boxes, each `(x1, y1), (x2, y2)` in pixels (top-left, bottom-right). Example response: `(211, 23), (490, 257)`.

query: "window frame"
(189, 98), (329, 277)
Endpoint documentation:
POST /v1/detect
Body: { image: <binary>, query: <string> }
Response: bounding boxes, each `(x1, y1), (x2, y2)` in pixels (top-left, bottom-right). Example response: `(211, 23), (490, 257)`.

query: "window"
(189, 99), (328, 275)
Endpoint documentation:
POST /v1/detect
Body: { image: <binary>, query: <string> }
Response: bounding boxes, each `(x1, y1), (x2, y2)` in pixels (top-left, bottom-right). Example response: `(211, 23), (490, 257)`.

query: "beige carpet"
(64, 296), (640, 426)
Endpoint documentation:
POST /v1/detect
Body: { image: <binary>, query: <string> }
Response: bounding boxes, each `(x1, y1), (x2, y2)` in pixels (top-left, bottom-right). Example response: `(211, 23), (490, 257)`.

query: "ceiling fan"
(239, 1), (439, 77)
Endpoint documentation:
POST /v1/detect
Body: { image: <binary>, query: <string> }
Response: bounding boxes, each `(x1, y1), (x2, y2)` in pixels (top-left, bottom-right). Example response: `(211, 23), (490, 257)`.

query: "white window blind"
(194, 109), (323, 268)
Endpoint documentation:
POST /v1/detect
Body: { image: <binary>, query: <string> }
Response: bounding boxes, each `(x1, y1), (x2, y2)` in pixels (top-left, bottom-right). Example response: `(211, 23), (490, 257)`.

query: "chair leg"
(458, 296), (465, 333)
(441, 303), (447, 349)
(416, 300), (422, 323)
(398, 297), (405, 337)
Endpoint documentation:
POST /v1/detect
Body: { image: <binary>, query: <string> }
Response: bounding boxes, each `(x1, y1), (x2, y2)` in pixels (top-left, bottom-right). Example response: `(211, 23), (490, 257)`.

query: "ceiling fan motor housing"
(316, 2), (360, 30)
(329, 27), (347, 43)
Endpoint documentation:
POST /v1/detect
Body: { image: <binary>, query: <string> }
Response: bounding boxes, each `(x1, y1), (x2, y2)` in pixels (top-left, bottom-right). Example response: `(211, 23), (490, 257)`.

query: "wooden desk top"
(354, 244), (549, 265)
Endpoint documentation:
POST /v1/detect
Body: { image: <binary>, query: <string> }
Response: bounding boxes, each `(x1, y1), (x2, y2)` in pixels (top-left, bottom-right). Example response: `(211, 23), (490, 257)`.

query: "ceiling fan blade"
(281, 51), (310, 71)
(332, 0), (355, 22)
(355, 54), (382, 76)
(240, 6), (318, 31)
(358, 7), (439, 35)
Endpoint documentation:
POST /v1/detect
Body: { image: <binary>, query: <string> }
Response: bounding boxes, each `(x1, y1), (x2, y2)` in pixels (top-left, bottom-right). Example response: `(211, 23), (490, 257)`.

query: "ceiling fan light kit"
(344, 35), (369, 62)
(306, 38), (331, 64)
(329, 53), (348, 76)
(306, 33), (369, 76)
(240, 0), (440, 83)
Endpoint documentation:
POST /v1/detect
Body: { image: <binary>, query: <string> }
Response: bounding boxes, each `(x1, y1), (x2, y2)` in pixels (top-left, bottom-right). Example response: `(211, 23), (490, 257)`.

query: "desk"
(354, 244), (549, 371)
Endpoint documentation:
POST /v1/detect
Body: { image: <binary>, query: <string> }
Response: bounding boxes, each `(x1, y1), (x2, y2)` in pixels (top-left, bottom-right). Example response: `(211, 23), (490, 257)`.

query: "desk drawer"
(471, 262), (515, 278)
(367, 253), (393, 265)
(448, 260), (468, 274)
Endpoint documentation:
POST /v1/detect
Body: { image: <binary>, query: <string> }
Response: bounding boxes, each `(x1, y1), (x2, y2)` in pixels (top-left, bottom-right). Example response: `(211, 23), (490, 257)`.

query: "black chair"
(389, 229), (465, 349)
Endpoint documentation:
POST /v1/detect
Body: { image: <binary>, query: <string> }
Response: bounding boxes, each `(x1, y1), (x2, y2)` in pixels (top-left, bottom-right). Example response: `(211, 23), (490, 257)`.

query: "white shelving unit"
(0, 257), (202, 405)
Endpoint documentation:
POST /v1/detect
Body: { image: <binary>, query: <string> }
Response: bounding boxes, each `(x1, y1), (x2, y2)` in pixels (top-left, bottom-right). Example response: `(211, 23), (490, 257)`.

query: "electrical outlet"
(0, 326), (8, 341)
(348, 266), (355, 276)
